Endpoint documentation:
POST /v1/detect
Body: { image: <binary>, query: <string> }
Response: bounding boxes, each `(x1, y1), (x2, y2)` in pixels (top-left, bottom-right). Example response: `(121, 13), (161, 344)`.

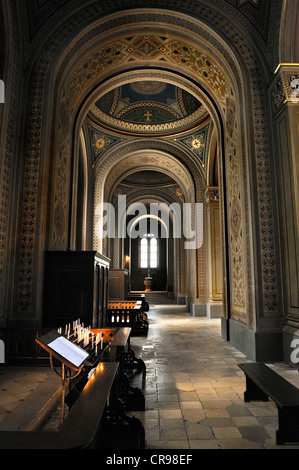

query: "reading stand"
(36, 330), (90, 424)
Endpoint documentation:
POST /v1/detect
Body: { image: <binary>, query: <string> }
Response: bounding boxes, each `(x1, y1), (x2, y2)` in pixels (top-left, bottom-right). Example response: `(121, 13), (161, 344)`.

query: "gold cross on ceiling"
(144, 110), (152, 121)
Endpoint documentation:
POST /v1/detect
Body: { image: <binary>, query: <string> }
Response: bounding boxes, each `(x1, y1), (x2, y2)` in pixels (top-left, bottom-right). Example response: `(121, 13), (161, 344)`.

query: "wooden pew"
(239, 362), (299, 445)
(127, 293), (149, 312)
(107, 300), (148, 335)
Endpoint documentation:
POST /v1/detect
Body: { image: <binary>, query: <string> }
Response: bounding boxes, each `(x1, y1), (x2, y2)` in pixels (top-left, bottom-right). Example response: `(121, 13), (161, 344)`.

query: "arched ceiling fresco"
(120, 170), (177, 187)
(87, 81), (208, 136)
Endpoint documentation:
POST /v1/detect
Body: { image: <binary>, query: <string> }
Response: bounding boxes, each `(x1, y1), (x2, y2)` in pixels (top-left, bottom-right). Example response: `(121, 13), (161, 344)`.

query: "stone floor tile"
(238, 426), (271, 443)
(201, 417), (235, 427)
(256, 416), (278, 432)
(159, 409), (182, 419)
(249, 406), (277, 417)
(160, 418), (185, 430)
(212, 426), (243, 439)
(158, 394), (178, 402)
(174, 382), (195, 392)
(160, 427), (188, 441)
(189, 439), (219, 449)
(225, 404), (253, 417)
(180, 401), (203, 410)
(145, 428), (160, 441)
(232, 416), (261, 427)
(152, 399), (182, 409)
(201, 400), (232, 409)
(218, 439), (263, 449)
(178, 391), (199, 401)
(146, 440), (190, 449)
(197, 393), (219, 400)
(182, 409), (206, 423)
(185, 422), (214, 440)
(205, 408), (230, 418)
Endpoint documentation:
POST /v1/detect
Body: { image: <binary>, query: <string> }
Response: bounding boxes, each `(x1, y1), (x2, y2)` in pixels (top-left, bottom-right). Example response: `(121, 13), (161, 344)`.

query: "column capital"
(205, 186), (219, 204)
(270, 64), (299, 114)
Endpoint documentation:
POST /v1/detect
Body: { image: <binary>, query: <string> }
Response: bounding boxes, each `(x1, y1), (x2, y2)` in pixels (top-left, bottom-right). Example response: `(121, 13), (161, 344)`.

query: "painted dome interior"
(87, 81), (209, 136)
(121, 170), (177, 187)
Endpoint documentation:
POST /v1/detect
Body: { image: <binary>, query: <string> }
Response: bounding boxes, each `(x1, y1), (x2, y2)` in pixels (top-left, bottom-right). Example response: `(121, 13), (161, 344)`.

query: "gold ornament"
(96, 138), (105, 149)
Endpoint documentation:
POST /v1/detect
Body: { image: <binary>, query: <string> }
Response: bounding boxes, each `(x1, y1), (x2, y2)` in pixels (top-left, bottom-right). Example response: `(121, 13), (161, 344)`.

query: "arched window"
(140, 234), (158, 268)
(140, 238), (148, 268)
(150, 238), (158, 268)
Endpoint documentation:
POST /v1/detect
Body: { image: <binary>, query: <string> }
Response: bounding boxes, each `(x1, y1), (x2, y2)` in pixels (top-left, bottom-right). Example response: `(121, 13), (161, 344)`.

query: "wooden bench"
(239, 362), (299, 445)
(107, 301), (148, 334)
(127, 293), (149, 312)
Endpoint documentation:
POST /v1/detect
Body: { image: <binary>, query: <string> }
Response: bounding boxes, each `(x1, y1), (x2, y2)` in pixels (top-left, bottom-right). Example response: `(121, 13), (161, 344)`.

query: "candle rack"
(36, 322), (106, 425)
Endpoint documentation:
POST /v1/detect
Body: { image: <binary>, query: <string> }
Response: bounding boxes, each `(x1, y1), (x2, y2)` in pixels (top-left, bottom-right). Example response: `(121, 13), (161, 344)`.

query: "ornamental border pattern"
(0, 5), (20, 318)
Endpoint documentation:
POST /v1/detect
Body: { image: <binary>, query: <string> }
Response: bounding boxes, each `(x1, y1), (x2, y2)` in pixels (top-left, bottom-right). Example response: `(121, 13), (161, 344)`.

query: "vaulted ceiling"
(20, 0), (283, 73)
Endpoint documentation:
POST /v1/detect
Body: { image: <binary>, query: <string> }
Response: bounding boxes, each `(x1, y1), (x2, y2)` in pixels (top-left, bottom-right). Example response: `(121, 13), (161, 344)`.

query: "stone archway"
(7, 6), (285, 360)
(37, 19), (250, 325)
(94, 146), (199, 306)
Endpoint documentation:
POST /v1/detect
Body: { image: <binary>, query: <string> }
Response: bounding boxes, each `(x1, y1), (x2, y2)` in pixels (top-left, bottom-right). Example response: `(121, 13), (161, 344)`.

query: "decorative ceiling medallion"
(177, 127), (209, 166)
(192, 138), (203, 149)
(95, 137), (105, 149)
(88, 124), (122, 163)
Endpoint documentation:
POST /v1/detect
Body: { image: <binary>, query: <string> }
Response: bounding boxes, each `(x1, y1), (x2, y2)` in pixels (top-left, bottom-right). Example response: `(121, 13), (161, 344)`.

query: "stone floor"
(128, 305), (299, 450)
(1, 303), (299, 449)
(0, 367), (53, 427)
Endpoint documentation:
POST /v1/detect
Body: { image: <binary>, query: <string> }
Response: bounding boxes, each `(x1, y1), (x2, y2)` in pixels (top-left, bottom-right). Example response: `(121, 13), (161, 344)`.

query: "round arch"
(94, 146), (199, 302)
(15, 7), (272, 330)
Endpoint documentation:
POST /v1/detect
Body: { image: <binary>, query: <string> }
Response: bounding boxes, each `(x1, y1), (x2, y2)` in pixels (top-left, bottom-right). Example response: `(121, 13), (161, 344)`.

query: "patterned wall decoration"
(12, 6), (282, 325)
(176, 124), (210, 167)
(0, 4), (21, 319)
(229, 0), (270, 44)
(164, 39), (228, 103)
(64, 34), (229, 112)
(25, 0), (73, 41)
(86, 122), (122, 165)
(222, 0), (282, 70)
